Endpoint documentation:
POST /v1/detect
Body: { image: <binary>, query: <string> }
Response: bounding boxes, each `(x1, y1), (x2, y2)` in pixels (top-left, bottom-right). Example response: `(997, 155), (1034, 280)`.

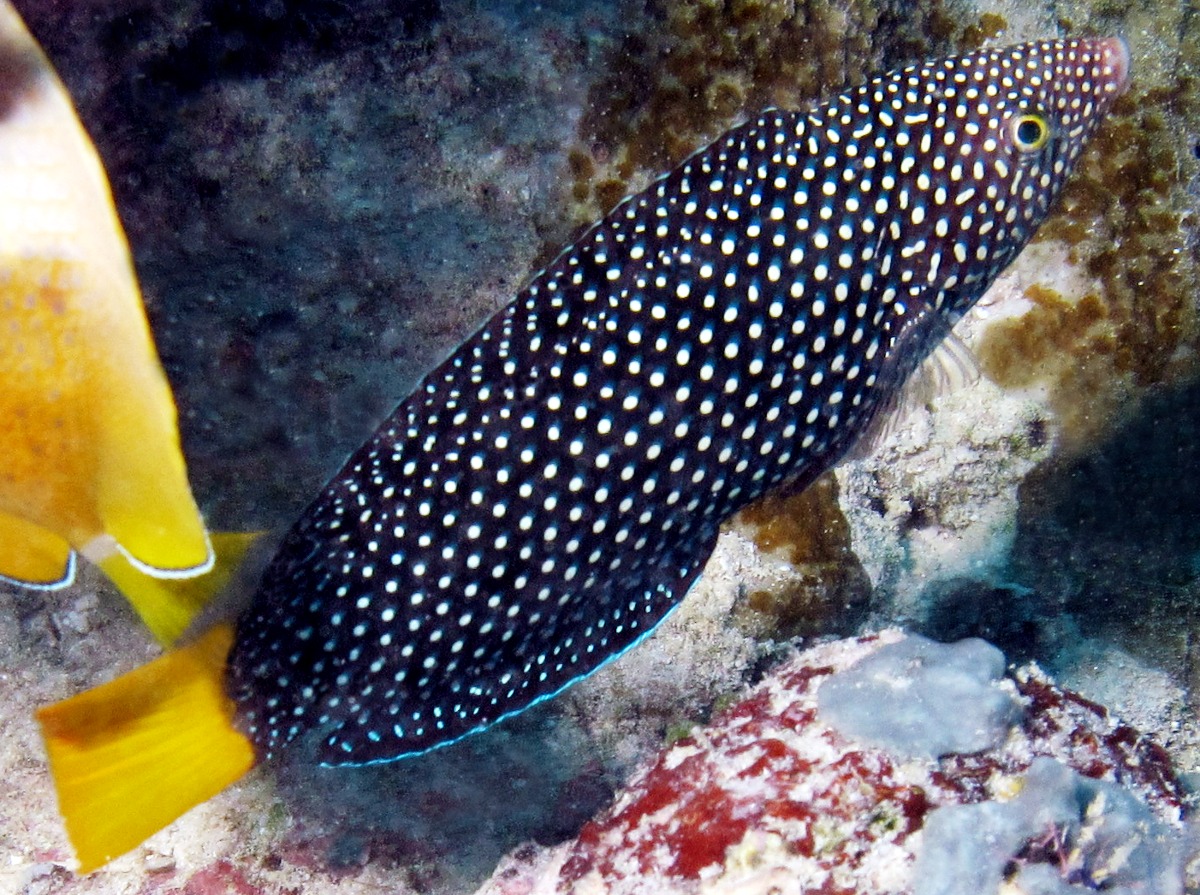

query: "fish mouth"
(1101, 36), (1131, 95)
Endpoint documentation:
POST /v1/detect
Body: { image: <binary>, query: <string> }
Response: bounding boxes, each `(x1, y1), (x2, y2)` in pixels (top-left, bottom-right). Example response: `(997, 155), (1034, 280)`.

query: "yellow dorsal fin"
(36, 623), (256, 873)
(92, 531), (263, 645)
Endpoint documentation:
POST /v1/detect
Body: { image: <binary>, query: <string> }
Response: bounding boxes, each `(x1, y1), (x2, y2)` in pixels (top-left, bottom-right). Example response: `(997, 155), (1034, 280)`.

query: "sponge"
(816, 634), (1022, 758)
(915, 757), (1187, 895)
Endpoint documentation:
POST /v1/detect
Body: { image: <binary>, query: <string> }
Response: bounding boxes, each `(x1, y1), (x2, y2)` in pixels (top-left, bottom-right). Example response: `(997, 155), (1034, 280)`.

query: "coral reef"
(829, 9), (1200, 787)
(2, 0), (1198, 892)
(816, 636), (1021, 758)
(557, 528), (779, 773)
(1003, 378), (1200, 734)
(477, 631), (1191, 895)
(916, 758), (1185, 895)
(838, 360), (1055, 624)
(16, 0), (616, 529)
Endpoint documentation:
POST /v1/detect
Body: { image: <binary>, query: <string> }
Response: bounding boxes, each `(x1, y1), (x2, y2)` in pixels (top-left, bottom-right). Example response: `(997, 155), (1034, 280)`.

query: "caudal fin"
(36, 623), (256, 873)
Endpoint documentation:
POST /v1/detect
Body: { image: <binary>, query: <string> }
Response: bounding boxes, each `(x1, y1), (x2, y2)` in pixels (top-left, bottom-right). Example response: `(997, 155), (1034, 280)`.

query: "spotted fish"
(39, 37), (1128, 871)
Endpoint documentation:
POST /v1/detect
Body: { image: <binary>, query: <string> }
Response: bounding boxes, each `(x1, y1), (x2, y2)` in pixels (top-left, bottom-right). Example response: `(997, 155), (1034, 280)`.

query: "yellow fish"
(0, 1), (226, 644)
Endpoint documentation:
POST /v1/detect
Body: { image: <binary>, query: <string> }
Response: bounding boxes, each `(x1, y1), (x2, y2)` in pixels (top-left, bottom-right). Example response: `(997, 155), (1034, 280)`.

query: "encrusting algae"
(0, 0), (252, 646)
(732, 472), (870, 638)
(34, 38), (1129, 873)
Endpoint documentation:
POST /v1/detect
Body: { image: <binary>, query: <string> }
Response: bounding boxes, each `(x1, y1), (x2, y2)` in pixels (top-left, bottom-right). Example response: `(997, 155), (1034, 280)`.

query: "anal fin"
(92, 531), (263, 645)
(0, 511), (74, 588)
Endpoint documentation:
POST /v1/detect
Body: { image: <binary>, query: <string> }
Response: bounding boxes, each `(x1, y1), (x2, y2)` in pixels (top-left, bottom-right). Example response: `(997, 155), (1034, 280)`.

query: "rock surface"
(476, 631), (1192, 895)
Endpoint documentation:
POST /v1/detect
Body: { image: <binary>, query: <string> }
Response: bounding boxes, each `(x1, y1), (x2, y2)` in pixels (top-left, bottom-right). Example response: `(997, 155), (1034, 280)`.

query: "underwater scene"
(0, 0), (1197, 892)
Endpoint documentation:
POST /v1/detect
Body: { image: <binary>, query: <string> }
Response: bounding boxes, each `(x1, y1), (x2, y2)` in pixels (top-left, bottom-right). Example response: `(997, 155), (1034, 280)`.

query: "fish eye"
(1011, 113), (1050, 151)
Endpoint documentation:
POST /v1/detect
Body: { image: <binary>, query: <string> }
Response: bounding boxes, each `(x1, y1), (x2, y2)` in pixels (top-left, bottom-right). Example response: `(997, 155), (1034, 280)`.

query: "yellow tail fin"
(36, 623), (256, 873)
(95, 531), (263, 645)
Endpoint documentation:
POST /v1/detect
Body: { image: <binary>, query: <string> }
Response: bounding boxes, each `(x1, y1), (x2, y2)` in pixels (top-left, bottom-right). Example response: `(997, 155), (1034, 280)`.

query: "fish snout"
(1100, 36), (1131, 95)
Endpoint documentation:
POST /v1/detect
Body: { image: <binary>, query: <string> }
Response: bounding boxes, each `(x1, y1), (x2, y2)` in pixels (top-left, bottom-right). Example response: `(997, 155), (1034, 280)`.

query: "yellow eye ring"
(1011, 113), (1050, 151)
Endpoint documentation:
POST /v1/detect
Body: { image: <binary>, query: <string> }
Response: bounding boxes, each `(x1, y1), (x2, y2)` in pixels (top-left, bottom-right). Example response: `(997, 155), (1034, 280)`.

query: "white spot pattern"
(230, 39), (1127, 765)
